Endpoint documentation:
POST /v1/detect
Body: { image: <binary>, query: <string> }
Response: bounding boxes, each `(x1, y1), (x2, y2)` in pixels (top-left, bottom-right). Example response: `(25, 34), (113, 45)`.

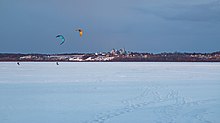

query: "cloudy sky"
(0, 0), (220, 53)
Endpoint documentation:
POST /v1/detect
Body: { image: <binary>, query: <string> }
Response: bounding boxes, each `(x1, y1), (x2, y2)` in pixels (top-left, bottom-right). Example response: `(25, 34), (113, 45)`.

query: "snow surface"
(0, 62), (220, 123)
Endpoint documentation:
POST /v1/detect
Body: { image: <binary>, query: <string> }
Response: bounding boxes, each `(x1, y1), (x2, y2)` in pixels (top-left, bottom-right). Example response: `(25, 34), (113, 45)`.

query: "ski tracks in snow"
(85, 85), (215, 123)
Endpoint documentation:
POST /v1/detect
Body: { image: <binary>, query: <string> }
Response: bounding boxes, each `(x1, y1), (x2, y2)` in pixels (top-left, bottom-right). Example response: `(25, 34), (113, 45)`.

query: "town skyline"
(1, 48), (220, 62)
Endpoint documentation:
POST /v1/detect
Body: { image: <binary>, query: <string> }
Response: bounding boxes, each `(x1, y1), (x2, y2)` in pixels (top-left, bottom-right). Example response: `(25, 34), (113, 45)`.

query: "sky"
(0, 0), (220, 53)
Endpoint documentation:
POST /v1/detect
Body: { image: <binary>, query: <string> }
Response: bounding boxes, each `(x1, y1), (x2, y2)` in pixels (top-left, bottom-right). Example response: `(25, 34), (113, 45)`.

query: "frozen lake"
(0, 62), (220, 123)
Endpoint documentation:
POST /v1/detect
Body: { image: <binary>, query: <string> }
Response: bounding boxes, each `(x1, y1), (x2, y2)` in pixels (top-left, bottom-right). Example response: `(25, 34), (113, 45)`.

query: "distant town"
(1, 48), (220, 62)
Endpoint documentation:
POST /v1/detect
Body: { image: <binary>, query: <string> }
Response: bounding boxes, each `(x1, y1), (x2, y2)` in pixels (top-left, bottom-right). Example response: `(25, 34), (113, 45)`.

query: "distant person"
(17, 62), (20, 65)
(56, 62), (59, 65)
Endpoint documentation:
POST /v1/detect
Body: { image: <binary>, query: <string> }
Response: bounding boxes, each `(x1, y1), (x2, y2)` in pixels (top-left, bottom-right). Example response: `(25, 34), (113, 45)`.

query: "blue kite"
(56, 35), (65, 45)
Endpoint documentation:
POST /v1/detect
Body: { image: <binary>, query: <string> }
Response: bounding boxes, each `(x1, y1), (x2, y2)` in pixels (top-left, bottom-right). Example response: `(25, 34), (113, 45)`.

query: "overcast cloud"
(0, 0), (219, 53)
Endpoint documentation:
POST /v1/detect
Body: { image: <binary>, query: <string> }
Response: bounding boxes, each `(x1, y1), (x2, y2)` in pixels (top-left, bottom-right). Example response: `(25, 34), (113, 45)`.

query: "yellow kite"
(75, 28), (83, 37)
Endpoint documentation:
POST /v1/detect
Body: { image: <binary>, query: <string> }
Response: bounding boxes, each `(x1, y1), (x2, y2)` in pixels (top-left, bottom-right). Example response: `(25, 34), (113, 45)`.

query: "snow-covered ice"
(0, 62), (220, 123)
